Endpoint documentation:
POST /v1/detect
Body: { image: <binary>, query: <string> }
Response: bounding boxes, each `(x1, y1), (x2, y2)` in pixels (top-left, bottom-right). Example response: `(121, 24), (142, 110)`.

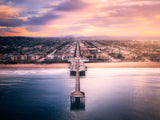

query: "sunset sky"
(0, 0), (160, 37)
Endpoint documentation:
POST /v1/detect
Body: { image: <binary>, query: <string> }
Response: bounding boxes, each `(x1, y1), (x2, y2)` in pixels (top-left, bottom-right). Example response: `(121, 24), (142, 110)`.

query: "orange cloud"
(0, 5), (22, 19)
(141, 31), (160, 35)
(1, 27), (36, 36)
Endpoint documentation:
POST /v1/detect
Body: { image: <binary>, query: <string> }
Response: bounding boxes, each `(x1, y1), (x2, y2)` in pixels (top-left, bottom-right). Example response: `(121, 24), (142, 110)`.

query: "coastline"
(86, 62), (160, 68)
(0, 62), (160, 69)
(0, 63), (70, 69)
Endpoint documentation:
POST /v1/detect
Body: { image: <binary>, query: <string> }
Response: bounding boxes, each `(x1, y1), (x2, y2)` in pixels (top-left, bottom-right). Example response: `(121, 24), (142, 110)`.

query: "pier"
(70, 59), (85, 110)
(70, 40), (86, 110)
(69, 41), (88, 76)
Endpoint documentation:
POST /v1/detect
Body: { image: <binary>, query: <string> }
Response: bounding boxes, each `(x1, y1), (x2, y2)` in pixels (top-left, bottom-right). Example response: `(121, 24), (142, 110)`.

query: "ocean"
(0, 68), (160, 120)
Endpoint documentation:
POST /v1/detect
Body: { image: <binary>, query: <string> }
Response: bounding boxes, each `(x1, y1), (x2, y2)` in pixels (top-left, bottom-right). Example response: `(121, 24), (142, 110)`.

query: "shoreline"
(0, 63), (70, 69)
(0, 62), (160, 69)
(86, 62), (160, 68)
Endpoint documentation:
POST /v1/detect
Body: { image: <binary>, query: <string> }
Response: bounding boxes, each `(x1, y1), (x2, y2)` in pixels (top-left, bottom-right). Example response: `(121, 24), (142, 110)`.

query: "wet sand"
(0, 62), (160, 69)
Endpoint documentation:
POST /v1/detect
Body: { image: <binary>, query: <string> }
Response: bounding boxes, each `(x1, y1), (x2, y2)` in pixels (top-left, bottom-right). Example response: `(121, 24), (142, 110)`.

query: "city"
(0, 36), (160, 64)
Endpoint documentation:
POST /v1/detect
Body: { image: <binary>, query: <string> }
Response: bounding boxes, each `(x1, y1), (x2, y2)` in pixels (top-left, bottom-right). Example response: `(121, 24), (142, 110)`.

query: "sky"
(0, 0), (160, 37)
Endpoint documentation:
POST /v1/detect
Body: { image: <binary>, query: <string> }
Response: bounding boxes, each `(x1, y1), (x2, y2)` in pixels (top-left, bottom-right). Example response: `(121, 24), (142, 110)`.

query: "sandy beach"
(86, 62), (160, 68)
(0, 63), (70, 69)
(0, 62), (160, 69)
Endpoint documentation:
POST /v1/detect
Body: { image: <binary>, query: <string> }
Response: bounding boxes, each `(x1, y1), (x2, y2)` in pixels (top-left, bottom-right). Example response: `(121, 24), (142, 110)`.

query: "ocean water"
(0, 68), (160, 120)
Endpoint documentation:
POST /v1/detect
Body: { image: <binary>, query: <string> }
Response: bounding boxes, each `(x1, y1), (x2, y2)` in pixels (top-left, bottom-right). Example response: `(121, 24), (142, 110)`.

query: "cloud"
(0, 0), (89, 27)
(8, 0), (57, 5)
(0, 3), (61, 27)
(0, 5), (21, 18)
(80, 16), (133, 28)
(0, 18), (25, 27)
(26, 26), (43, 32)
(49, 0), (89, 11)
(104, 3), (160, 18)
(1, 0), (160, 37)
(26, 12), (61, 25)
(0, 27), (37, 36)
(0, 12), (61, 27)
(131, 0), (160, 1)
(0, 5), (25, 27)
(83, 2), (160, 28)
(0, 0), (4, 3)
(0, 28), (20, 35)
